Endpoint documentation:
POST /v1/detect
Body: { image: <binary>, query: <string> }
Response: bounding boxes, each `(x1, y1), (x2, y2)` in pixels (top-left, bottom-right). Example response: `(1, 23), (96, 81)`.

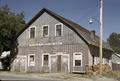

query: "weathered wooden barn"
(11, 8), (112, 73)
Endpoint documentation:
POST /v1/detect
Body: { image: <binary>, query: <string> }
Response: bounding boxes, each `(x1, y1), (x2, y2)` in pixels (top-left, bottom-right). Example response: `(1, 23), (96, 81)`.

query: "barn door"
(61, 54), (70, 73)
(50, 54), (70, 73)
(50, 55), (57, 72)
(57, 55), (62, 72)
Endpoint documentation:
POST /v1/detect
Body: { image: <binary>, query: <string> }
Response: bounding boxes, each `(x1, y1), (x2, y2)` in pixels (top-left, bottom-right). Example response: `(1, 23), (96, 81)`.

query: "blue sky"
(0, 0), (120, 42)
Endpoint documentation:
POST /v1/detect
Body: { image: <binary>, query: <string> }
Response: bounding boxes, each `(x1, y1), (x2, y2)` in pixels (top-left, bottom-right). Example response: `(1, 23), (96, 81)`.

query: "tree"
(0, 5), (25, 56)
(0, 5), (25, 70)
(108, 33), (120, 54)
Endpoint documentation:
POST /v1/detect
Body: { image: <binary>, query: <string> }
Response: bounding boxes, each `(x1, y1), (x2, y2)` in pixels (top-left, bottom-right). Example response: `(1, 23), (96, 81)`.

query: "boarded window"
(30, 27), (35, 38)
(43, 55), (49, 66)
(56, 24), (62, 36)
(43, 26), (48, 37)
(74, 53), (82, 67)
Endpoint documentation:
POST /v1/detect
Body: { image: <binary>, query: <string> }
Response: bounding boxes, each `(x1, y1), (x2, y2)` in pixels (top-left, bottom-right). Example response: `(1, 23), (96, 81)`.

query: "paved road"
(0, 74), (62, 81)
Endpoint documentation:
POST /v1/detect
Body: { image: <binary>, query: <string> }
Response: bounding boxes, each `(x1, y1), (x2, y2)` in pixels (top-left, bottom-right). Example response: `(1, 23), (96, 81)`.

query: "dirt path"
(0, 72), (118, 81)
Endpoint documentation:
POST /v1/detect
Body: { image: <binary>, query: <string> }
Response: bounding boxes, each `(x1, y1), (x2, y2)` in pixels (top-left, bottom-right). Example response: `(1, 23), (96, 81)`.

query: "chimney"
(91, 30), (96, 40)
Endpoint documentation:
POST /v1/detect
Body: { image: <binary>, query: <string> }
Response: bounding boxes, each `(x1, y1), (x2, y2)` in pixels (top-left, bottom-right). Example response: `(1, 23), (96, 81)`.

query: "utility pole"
(100, 0), (103, 75)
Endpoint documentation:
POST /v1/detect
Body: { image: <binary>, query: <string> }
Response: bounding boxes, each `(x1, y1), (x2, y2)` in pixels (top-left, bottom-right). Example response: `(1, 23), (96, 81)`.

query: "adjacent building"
(112, 53), (120, 71)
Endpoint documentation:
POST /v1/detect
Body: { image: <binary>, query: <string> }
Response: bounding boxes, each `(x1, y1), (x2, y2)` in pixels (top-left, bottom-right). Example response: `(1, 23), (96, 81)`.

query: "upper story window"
(55, 23), (63, 37)
(28, 54), (35, 66)
(29, 26), (36, 38)
(42, 25), (49, 37)
(73, 52), (82, 67)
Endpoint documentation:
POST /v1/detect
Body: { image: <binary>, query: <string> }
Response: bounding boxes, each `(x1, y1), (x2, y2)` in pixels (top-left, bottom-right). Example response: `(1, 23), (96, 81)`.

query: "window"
(42, 54), (49, 66)
(28, 54), (35, 66)
(30, 27), (35, 38)
(73, 52), (82, 67)
(42, 25), (49, 37)
(75, 60), (81, 66)
(44, 55), (49, 65)
(55, 24), (63, 36)
(30, 55), (34, 62)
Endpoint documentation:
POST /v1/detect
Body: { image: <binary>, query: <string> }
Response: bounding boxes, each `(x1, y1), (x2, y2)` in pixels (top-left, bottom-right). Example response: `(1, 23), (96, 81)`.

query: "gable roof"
(16, 8), (112, 51)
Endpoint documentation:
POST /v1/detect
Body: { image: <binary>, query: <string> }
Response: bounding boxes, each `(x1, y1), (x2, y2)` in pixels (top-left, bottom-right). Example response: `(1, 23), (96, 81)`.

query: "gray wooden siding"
(112, 63), (120, 71)
(15, 12), (89, 73)
(18, 44), (89, 72)
(18, 12), (85, 46)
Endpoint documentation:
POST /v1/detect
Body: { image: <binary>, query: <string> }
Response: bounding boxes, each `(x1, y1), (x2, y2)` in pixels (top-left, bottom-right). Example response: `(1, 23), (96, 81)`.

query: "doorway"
(50, 54), (70, 73)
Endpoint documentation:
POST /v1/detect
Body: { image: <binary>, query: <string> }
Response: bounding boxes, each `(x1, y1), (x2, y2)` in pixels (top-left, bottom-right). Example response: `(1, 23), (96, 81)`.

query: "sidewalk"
(0, 71), (118, 81)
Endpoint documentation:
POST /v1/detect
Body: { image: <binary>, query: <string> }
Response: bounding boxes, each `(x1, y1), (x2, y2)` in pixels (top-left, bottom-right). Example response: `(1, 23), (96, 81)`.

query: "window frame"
(42, 53), (50, 67)
(29, 26), (36, 39)
(73, 52), (82, 67)
(28, 54), (35, 66)
(42, 25), (49, 37)
(55, 23), (63, 37)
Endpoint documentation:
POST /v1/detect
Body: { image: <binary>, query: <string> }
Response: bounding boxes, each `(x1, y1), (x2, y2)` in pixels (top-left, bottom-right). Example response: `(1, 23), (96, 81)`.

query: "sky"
(0, 0), (120, 42)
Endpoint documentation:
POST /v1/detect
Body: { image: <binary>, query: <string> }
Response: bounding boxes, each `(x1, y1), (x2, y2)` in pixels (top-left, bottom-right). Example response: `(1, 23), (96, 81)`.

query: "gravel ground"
(0, 72), (119, 81)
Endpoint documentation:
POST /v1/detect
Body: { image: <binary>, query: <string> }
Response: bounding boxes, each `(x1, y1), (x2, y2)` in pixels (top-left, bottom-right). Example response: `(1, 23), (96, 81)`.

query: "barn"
(11, 8), (112, 73)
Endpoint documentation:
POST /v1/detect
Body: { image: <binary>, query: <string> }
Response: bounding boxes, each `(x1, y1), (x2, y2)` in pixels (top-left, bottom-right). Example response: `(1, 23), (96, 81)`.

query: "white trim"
(42, 25), (49, 37)
(29, 26), (36, 38)
(29, 42), (62, 46)
(55, 52), (66, 55)
(72, 71), (86, 73)
(55, 23), (63, 36)
(73, 52), (83, 67)
(28, 54), (35, 66)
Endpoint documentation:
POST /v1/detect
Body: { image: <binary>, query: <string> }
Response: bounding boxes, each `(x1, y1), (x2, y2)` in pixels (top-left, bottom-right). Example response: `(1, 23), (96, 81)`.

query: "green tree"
(0, 5), (25, 70)
(108, 33), (120, 54)
(0, 5), (25, 56)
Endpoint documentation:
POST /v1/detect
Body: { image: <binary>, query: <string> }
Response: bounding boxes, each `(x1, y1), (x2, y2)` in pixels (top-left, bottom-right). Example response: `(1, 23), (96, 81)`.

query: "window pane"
(43, 26), (48, 37)
(30, 55), (34, 62)
(44, 55), (49, 66)
(30, 28), (35, 38)
(56, 24), (62, 36)
(75, 60), (81, 66)
(74, 53), (82, 67)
